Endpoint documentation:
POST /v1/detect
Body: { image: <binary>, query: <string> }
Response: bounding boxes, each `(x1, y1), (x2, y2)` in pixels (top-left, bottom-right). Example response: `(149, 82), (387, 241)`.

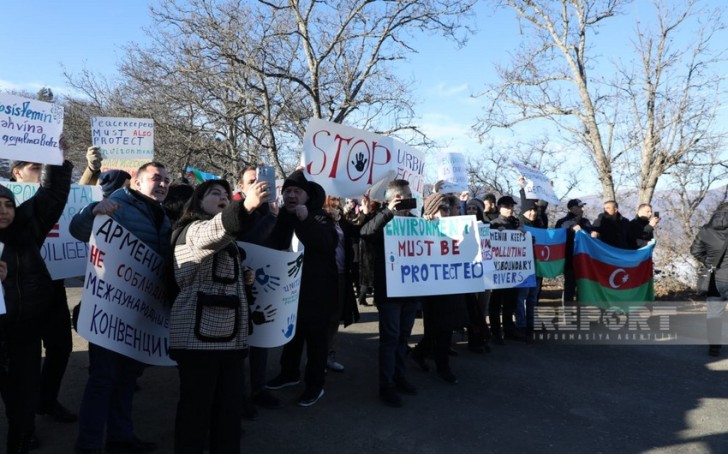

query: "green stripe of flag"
(535, 258), (564, 278)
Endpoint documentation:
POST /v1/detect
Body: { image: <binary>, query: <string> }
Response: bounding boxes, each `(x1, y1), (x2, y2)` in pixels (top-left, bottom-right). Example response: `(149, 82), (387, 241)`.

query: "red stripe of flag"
(573, 253), (653, 290)
(46, 224), (60, 238)
(534, 243), (565, 262)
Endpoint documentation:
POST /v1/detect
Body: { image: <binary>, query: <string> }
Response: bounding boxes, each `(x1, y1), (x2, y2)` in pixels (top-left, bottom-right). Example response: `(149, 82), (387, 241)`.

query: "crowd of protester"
(0, 140), (673, 453)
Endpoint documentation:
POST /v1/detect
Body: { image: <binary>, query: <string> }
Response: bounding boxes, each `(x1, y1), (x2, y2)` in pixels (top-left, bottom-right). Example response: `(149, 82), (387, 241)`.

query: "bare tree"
(68, 0), (475, 179)
(475, 0), (727, 206)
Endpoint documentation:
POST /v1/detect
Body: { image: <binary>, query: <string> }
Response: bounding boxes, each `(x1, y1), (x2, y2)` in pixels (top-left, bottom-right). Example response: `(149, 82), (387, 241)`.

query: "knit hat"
(423, 192), (448, 217)
(467, 198), (485, 211)
(521, 199), (539, 212)
(282, 170), (310, 196)
(0, 185), (15, 208)
(99, 169), (131, 198)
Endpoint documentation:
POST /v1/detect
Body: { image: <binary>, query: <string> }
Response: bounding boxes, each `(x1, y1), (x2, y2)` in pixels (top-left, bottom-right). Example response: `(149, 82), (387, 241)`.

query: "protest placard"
(436, 152), (469, 193)
(368, 139), (426, 201)
(383, 215), (484, 297)
(0, 93), (64, 164)
(0, 242), (4, 314)
(91, 116), (154, 175)
(77, 216), (174, 366)
(237, 242), (304, 348)
(483, 229), (537, 289)
(511, 161), (559, 205)
(302, 118), (425, 199)
(1, 182), (103, 279)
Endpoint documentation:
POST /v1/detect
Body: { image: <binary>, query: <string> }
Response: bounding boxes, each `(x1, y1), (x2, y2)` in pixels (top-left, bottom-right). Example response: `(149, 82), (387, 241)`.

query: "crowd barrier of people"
(8, 138), (721, 454)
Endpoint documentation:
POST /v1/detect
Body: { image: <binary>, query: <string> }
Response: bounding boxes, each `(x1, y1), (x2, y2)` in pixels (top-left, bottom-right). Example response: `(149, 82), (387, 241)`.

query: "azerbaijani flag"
(523, 226), (566, 278)
(573, 230), (655, 310)
(185, 166), (221, 184)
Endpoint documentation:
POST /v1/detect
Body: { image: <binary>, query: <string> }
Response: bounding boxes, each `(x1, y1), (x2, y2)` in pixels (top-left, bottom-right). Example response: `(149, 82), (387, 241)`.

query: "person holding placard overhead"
(0, 142), (73, 453)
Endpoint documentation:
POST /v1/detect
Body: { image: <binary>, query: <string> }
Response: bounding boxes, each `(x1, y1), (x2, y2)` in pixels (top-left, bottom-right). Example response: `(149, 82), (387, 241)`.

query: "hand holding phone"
(396, 198), (417, 210)
(255, 166), (277, 201)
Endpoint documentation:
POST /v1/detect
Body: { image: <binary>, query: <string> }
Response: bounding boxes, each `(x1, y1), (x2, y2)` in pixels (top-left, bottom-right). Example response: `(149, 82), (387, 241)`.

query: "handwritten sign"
(91, 117), (154, 174)
(383, 215), (484, 297)
(0, 93), (64, 164)
(483, 229), (537, 289)
(303, 118), (426, 199)
(238, 242), (304, 348)
(511, 161), (559, 205)
(1, 182), (103, 279)
(436, 152), (468, 193)
(78, 216), (174, 366)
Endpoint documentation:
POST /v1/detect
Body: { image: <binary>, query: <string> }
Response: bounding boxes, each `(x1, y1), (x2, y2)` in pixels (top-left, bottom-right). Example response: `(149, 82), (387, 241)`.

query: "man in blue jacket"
(70, 162), (171, 454)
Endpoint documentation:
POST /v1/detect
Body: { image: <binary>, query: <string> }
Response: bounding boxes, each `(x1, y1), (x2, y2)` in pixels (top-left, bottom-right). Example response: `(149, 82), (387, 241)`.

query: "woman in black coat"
(690, 203), (728, 357)
(0, 159), (72, 453)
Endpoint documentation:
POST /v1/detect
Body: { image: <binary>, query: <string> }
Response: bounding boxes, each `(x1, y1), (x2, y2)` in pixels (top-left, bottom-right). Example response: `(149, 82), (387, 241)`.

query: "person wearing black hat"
(0, 150), (73, 453)
(265, 170), (337, 408)
(487, 196), (521, 344)
(555, 199), (599, 304)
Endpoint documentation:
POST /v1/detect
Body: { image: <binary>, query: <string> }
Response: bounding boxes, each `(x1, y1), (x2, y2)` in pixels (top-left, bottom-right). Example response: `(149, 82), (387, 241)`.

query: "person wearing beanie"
(98, 169), (132, 198)
(359, 179), (420, 407)
(465, 198), (485, 222)
(265, 170), (338, 408)
(0, 145), (73, 453)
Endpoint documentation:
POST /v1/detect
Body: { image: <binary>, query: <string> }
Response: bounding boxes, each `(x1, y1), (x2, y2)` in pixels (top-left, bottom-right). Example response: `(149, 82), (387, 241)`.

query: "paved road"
(4, 282), (728, 453)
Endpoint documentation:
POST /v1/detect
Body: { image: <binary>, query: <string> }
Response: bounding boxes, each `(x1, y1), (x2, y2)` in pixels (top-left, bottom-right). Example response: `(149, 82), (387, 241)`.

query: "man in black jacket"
(555, 199), (599, 304)
(593, 200), (630, 249)
(628, 203), (659, 249)
(265, 171), (337, 407)
(360, 179), (419, 407)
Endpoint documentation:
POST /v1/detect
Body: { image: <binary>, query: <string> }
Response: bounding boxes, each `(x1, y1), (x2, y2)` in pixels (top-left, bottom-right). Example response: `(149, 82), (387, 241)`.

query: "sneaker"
(379, 385), (403, 407)
(326, 351), (345, 372)
(393, 376), (417, 395)
(437, 368), (459, 385)
(251, 389), (282, 409)
(265, 375), (301, 390)
(297, 388), (325, 407)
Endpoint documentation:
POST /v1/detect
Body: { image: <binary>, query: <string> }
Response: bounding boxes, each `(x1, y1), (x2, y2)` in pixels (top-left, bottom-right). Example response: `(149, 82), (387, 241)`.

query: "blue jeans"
(76, 344), (145, 449)
(377, 300), (417, 386)
(516, 285), (539, 330)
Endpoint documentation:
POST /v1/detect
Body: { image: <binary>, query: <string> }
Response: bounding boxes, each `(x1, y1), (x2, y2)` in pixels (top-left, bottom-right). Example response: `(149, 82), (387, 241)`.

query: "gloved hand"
(86, 146), (103, 172)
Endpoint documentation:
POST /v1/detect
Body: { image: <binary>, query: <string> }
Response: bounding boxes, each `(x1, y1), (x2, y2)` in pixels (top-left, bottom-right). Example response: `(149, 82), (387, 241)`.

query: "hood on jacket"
(306, 181), (326, 211)
(708, 205), (728, 231)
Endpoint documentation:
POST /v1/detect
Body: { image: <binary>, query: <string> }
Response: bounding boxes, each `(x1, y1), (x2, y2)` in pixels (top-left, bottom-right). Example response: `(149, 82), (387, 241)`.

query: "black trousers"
(279, 317), (328, 392)
(38, 280), (73, 409)
(174, 349), (246, 454)
(0, 327), (42, 453)
(489, 288), (517, 338)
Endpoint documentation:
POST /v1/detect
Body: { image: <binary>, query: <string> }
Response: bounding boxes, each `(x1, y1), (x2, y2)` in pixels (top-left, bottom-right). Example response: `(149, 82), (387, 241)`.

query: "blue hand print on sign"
(254, 265), (281, 293)
(282, 313), (296, 339)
